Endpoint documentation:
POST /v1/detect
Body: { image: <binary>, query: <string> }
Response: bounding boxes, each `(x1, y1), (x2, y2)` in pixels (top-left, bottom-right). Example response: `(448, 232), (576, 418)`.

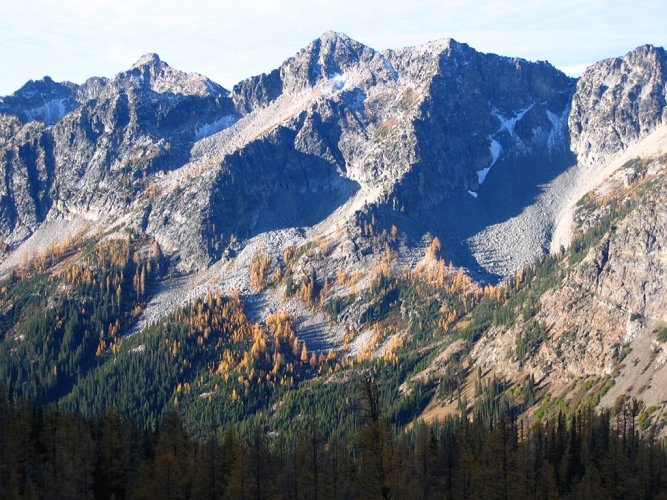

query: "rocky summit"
(2, 35), (665, 279)
(0, 33), (666, 437)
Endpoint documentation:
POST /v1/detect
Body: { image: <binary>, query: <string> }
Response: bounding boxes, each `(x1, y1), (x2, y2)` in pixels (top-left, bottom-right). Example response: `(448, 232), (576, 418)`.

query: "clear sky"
(1, 0), (665, 95)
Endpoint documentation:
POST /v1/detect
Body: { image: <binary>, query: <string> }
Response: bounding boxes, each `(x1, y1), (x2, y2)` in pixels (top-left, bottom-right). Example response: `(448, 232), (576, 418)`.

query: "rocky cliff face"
(393, 40), (572, 202)
(0, 77), (79, 125)
(156, 34), (576, 274)
(0, 34), (665, 283)
(0, 54), (235, 253)
(2, 33), (667, 431)
(569, 45), (667, 167)
(468, 148), (667, 419)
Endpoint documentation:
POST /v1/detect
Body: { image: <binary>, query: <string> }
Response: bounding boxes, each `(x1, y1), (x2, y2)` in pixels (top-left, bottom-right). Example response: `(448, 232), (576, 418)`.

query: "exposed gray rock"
(569, 45), (667, 166)
(0, 54), (236, 252)
(0, 76), (79, 125)
(489, 153), (667, 416)
(0, 33), (665, 289)
(3, 34), (667, 427)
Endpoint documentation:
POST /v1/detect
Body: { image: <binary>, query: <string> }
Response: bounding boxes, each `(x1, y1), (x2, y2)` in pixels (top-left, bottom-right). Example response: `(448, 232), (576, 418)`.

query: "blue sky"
(1, 0), (665, 95)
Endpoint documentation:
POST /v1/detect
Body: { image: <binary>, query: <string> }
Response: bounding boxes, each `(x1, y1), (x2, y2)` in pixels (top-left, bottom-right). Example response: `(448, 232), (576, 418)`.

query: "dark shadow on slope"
(253, 179), (357, 234)
(370, 51), (577, 282)
(206, 125), (359, 258)
(375, 149), (577, 282)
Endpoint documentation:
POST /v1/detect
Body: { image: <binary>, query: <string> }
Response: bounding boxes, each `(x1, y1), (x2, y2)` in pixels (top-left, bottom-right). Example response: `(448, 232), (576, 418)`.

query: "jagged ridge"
(0, 34), (665, 287)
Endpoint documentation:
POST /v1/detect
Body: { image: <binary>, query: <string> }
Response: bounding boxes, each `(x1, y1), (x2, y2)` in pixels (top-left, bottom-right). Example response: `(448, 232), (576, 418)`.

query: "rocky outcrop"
(470, 152), (667, 413)
(0, 54), (236, 249)
(0, 77), (79, 125)
(0, 119), (53, 242)
(569, 45), (667, 166)
(1, 34), (667, 422)
(0, 33), (665, 282)
(386, 40), (573, 209)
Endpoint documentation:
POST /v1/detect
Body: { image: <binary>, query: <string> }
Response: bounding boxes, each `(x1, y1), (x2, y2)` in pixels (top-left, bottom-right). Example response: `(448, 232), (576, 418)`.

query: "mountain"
(0, 32), (576, 276)
(0, 33), (666, 437)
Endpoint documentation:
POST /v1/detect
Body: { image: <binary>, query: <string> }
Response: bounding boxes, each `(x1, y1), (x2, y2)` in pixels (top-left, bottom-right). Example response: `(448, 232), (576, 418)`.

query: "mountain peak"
(0, 76), (79, 124)
(624, 43), (666, 67)
(628, 43), (662, 56)
(317, 30), (352, 43)
(423, 37), (457, 49)
(118, 53), (227, 97)
(305, 30), (369, 56)
(582, 43), (666, 79)
(274, 30), (376, 92)
(1, 35), (667, 455)
(132, 53), (164, 69)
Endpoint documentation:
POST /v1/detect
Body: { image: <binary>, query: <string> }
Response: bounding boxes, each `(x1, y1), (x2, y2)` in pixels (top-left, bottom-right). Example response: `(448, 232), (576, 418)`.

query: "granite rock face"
(0, 76), (79, 125)
(569, 45), (667, 166)
(470, 152), (667, 414)
(3, 34), (667, 426)
(0, 53), (236, 252)
(543, 168), (667, 380)
(0, 34), (665, 281)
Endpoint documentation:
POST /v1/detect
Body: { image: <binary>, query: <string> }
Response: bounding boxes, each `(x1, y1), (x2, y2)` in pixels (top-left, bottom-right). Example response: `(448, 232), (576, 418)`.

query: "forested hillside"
(1, 381), (665, 499)
(1, 33), (667, 498)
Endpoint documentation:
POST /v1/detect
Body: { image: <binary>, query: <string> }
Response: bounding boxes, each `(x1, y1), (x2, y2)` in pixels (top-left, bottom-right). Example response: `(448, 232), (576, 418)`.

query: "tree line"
(0, 377), (665, 499)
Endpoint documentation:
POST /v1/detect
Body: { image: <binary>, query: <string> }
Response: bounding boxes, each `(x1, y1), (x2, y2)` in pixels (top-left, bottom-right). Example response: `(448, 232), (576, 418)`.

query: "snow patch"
(476, 139), (502, 184)
(382, 58), (399, 79)
(489, 139), (502, 164)
(476, 106), (531, 188)
(25, 98), (70, 124)
(492, 104), (534, 136)
(468, 190), (478, 198)
(195, 114), (238, 139)
(330, 73), (346, 90)
(476, 168), (491, 185)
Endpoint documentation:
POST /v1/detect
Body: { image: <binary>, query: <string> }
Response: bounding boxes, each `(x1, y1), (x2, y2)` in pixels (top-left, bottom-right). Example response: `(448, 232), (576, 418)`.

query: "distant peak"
(132, 53), (163, 69)
(318, 30), (351, 42)
(631, 43), (658, 53)
(311, 31), (368, 51)
(625, 43), (665, 61)
(418, 37), (463, 54)
(14, 76), (73, 96)
(581, 43), (666, 79)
